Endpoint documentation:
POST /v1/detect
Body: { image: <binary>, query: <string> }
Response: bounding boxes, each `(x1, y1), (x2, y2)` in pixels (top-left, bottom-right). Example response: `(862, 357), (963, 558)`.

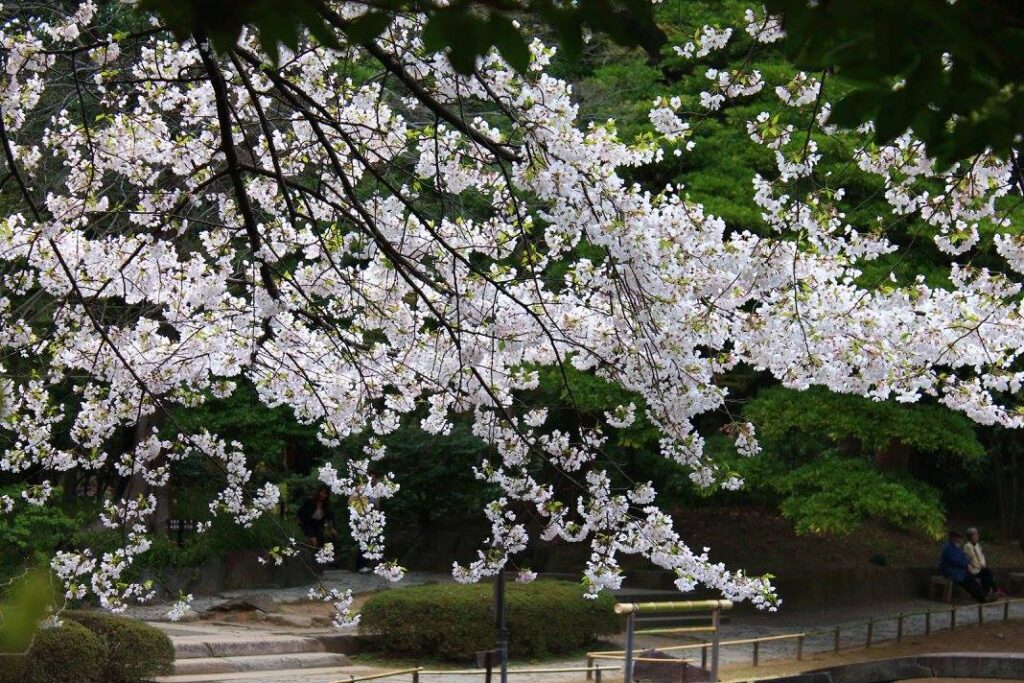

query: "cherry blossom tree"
(1, 1), (1022, 624)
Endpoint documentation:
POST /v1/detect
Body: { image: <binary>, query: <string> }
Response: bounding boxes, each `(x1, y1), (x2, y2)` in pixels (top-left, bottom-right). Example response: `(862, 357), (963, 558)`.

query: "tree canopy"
(1, 0), (1023, 624)
(138, 0), (1024, 163)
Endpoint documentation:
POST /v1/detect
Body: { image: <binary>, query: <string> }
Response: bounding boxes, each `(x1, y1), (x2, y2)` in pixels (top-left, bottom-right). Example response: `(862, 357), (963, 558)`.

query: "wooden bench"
(929, 575), (956, 603)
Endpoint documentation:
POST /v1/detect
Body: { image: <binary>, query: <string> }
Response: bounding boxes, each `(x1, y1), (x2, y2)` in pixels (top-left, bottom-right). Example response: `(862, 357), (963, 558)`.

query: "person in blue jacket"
(939, 530), (988, 602)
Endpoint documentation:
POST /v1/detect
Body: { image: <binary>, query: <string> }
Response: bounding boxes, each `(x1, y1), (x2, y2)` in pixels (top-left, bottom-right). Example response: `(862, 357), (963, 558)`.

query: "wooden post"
(624, 611), (636, 683)
(710, 607), (721, 681)
(495, 571), (508, 683)
(796, 635), (805, 661)
(586, 657), (594, 681)
(752, 641), (759, 667)
(1004, 601), (1010, 621)
(413, 669), (420, 683)
(978, 603), (984, 624)
(700, 646), (707, 671)
(833, 627), (841, 653)
(925, 610), (931, 636)
(951, 607), (957, 631)
(866, 619), (874, 648)
(596, 668), (603, 683)
(897, 613), (904, 642)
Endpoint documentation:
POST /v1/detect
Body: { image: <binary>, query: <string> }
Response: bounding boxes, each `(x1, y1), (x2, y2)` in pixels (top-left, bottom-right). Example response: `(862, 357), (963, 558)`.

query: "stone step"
(155, 664), (369, 683)
(173, 634), (326, 659)
(172, 652), (352, 676)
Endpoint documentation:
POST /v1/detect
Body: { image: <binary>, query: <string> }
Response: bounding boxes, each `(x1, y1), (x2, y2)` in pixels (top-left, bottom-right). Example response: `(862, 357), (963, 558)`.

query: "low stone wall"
(751, 653), (1024, 682)
(143, 549), (318, 597)
(393, 523), (1022, 608)
(623, 567), (1024, 608)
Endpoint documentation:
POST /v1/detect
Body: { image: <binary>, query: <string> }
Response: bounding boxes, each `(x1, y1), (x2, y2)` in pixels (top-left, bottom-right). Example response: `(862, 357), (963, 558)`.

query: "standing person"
(939, 531), (988, 603)
(964, 527), (998, 598)
(297, 483), (337, 549)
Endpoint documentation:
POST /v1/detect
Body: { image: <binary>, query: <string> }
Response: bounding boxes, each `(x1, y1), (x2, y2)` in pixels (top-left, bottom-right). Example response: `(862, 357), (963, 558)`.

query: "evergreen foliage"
(360, 579), (619, 659)
(0, 620), (106, 683)
(63, 611), (175, 683)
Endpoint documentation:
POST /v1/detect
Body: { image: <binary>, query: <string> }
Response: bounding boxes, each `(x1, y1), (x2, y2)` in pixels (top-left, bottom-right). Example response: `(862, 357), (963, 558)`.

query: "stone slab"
(208, 595), (279, 614)
(314, 633), (373, 654)
(173, 652), (351, 676)
(173, 635), (325, 659)
(155, 664), (375, 683)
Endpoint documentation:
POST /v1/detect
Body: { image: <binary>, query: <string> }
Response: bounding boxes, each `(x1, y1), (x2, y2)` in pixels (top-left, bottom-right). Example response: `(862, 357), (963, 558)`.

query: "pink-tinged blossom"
(0, 1), (1021, 624)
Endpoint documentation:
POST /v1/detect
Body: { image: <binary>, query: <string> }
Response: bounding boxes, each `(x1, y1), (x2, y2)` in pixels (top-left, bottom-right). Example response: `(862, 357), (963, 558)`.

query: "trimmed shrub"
(360, 579), (618, 660)
(0, 619), (106, 683)
(64, 610), (175, 683)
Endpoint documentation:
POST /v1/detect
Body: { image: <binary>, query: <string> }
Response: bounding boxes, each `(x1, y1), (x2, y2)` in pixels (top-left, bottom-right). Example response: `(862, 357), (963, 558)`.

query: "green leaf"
(345, 13), (393, 44)
(873, 93), (914, 145)
(829, 88), (881, 130)
(489, 15), (530, 73)
(422, 11), (489, 73)
(549, 11), (585, 62)
(423, 11), (474, 55)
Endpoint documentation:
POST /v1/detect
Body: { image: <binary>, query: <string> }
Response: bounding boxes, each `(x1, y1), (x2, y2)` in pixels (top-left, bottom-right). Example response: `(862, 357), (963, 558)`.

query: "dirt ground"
(717, 619), (1024, 682)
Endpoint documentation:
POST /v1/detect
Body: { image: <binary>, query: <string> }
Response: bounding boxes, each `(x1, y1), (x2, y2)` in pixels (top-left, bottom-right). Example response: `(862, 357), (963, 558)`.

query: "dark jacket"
(939, 541), (970, 582)
(297, 498), (335, 539)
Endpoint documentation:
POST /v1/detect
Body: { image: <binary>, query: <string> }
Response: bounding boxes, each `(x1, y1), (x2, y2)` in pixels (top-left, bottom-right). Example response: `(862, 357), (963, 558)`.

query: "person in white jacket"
(964, 527), (996, 598)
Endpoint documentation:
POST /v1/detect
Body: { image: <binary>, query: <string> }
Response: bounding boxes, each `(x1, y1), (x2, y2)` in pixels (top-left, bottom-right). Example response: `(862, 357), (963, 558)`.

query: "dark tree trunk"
(990, 434), (1023, 542)
(127, 411), (171, 537)
(837, 436), (861, 457)
(874, 439), (912, 472)
(61, 471), (78, 500)
(994, 448), (1013, 537)
(1011, 455), (1020, 541)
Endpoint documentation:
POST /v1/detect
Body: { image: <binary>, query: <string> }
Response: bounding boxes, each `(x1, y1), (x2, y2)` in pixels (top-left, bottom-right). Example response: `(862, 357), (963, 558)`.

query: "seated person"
(939, 530), (988, 603)
(297, 483), (337, 549)
(964, 526), (999, 598)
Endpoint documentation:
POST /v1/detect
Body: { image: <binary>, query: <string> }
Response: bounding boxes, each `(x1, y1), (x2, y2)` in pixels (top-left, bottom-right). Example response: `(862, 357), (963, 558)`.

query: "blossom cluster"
(0, 1), (1021, 623)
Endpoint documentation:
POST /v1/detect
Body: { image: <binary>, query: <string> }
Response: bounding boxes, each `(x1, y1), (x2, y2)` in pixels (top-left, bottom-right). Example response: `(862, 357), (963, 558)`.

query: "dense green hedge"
(0, 611), (173, 683)
(65, 610), (175, 683)
(0, 619), (107, 683)
(361, 579), (618, 660)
